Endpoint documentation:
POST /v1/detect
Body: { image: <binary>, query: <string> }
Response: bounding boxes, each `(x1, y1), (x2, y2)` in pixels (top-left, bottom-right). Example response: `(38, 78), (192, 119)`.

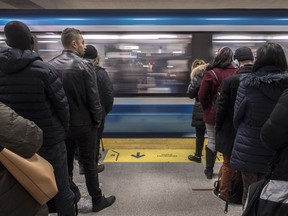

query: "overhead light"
(36, 35), (61, 39)
(37, 41), (59, 43)
(119, 45), (139, 50)
(172, 51), (182, 54)
(214, 35), (253, 40)
(84, 35), (119, 39)
(213, 40), (266, 43)
(38, 49), (60, 52)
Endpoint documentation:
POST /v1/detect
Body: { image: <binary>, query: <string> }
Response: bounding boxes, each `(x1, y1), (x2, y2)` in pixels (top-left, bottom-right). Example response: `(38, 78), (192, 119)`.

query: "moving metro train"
(1, 9), (288, 137)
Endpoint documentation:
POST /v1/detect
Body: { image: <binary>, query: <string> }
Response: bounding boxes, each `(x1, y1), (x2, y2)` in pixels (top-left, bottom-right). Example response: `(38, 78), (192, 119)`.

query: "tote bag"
(0, 147), (58, 205)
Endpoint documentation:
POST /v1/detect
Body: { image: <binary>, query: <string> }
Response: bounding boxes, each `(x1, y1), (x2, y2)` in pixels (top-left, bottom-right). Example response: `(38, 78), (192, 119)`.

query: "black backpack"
(228, 170), (243, 204)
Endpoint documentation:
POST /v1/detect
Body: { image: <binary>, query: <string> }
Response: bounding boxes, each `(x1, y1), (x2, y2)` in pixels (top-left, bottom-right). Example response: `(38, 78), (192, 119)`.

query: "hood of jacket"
(241, 66), (288, 100)
(0, 48), (41, 74)
(191, 64), (208, 79)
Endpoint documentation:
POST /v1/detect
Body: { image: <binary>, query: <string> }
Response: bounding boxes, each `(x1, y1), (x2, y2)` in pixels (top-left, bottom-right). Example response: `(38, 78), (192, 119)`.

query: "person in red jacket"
(198, 47), (236, 179)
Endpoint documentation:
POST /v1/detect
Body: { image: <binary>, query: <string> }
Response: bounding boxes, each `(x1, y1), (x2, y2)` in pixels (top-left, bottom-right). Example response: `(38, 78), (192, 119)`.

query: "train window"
(2, 32), (288, 96)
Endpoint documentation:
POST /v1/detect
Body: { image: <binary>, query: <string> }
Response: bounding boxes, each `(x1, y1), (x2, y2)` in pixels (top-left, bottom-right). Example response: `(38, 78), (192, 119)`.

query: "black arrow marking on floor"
(131, 152), (145, 158)
(111, 150), (120, 161)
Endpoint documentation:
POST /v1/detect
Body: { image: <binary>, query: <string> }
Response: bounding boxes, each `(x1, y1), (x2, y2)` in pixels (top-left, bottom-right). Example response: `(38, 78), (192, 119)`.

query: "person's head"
(61, 28), (86, 56)
(253, 42), (288, 72)
(191, 59), (206, 71)
(83, 44), (100, 66)
(4, 21), (34, 50)
(207, 46), (234, 70)
(234, 46), (254, 67)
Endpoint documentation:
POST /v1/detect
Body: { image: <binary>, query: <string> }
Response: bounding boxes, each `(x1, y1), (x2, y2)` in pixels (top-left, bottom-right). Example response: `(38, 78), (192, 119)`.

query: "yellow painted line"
(102, 138), (207, 149)
(104, 149), (223, 163)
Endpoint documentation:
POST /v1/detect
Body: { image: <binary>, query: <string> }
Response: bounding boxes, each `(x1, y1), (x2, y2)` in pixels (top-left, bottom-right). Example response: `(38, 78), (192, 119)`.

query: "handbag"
(0, 146), (58, 205)
(242, 151), (288, 216)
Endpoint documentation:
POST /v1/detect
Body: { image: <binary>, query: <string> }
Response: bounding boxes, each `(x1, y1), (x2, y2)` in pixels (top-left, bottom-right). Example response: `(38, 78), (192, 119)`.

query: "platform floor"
(51, 138), (243, 216)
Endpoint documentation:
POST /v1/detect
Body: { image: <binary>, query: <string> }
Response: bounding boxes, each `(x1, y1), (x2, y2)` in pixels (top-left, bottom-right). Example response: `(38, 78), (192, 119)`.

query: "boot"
(92, 195), (116, 212)
(204, 146), (217, 179)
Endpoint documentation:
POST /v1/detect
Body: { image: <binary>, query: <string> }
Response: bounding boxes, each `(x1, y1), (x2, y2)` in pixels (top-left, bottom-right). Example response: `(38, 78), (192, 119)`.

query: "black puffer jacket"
(49, 50), (102, 127)
(0, 48), (69, 147)
(215, 64), (252, 156)
(231, 66), (288, 173)
(187, 64), (206, 129)
(261, 88), (288, 181)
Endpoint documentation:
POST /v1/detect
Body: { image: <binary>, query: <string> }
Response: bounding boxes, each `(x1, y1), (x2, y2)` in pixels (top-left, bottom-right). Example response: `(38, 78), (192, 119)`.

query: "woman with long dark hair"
(198, 47), (236, 179)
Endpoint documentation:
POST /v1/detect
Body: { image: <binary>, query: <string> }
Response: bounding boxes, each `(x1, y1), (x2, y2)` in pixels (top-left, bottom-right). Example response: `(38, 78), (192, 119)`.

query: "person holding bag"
(256, 88), (288, 215)
(0, 102), (48, 216)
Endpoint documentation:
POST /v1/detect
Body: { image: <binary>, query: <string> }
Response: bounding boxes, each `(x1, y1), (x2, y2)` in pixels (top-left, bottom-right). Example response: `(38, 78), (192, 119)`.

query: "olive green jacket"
(0, 102), (43, 216)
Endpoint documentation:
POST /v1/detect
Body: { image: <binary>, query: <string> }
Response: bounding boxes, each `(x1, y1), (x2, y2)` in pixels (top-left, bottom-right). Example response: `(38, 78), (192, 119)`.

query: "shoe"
(97, 164), (105, 173)
(204, 169), (213, 179)
(188, 154), (201, 163)
(212, 188), (226, 203)
(92, 195), (116, 212)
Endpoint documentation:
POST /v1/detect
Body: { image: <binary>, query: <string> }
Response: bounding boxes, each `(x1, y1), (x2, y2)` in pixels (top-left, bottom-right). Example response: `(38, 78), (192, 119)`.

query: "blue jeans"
(38, 141), (75, 216)
(66, 126), (102, 198)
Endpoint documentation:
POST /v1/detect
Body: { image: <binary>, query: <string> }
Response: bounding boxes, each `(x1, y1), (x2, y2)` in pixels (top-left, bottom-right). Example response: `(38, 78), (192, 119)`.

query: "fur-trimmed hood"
(191, 64), (208, 79)
(240, 66), (288, 100)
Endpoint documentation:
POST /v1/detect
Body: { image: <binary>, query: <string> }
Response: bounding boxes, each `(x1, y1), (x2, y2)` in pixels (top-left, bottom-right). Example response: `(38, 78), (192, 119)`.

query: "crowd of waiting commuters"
(1, 20), (288, 216)
(0, 21), (115, 216)
(188, 43), (288, 212)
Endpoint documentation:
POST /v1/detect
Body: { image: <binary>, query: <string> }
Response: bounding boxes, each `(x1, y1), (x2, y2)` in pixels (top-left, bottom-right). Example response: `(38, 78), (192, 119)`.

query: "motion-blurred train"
(1, 9), (288, 137)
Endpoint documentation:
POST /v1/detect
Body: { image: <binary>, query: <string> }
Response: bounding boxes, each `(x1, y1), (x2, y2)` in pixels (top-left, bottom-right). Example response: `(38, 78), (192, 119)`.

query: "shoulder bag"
(0, 146), (58, 205)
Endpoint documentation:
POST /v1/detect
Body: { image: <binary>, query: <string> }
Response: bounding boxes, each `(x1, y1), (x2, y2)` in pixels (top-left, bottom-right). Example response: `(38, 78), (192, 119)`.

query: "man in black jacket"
(49, 28), (115, 212)
(0, 21), (75, 215)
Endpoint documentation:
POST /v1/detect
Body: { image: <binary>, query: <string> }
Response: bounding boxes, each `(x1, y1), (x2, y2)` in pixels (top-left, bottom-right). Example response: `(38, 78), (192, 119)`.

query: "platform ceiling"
(0, 0), (287, 10)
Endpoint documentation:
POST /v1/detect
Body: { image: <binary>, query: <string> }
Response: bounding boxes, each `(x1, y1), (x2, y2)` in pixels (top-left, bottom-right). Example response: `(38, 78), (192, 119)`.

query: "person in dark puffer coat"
(0, 21), (75, 215)
(214, 47), (254, 201)
(187, 60), (207, 163)
(231, 42), (288, 206)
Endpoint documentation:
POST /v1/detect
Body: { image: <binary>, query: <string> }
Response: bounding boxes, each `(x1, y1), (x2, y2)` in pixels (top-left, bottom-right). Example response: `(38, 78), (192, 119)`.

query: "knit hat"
(234, 47), (254, 62)
(84, 44), (98, 59)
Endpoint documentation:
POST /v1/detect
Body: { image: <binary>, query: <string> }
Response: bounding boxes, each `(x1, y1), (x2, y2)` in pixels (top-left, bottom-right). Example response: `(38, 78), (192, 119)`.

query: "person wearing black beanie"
(82, 45), (114, 176)
(214, 46), (254, 203)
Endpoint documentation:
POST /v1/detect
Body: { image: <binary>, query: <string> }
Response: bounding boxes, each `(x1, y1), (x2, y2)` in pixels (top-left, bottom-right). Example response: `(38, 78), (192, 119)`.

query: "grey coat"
(0, 102), (43, 216)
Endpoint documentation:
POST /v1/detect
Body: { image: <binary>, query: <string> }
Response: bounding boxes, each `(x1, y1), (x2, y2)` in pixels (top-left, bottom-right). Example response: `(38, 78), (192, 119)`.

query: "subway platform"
(52, 138), (242, 216)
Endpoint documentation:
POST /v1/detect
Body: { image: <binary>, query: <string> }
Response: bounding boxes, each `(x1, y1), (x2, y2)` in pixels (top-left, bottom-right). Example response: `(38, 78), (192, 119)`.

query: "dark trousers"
(96, 118), (105, 154)
(66, 126), (102, 198)
(241, 171), (266, 206)
(195, 127), (206, 156)
(38, 142), (75, 216)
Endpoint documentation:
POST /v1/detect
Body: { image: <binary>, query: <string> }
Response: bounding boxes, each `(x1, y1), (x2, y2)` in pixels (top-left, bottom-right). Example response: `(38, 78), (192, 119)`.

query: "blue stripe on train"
(104, 104), (195, 137)
(0, 10), (288, 26)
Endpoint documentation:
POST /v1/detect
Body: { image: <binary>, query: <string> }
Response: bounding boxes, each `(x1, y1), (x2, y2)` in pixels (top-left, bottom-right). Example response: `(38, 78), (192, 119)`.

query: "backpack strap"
(211, 70), (219, 82)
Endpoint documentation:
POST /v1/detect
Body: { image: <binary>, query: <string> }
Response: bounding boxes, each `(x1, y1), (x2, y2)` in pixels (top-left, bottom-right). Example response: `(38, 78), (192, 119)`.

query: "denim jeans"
(66, 126), (102, 198)
(38, 141), (75, 216)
